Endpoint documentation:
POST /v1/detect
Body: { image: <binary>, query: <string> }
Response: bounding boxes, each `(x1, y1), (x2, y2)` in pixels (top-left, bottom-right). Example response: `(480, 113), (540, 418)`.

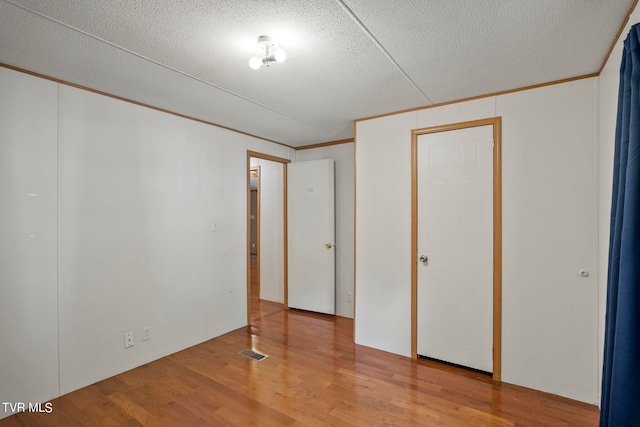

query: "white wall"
(355, 78), (599, 403)
(296, 143), (355, 318)
(0, 66), (293, 418)
(597, 6), (640, 404)
(0, 67), (60, 412)
(497, 80), (598, 403)
(355, 112), (416, 353)
(250, 157), (285, 303)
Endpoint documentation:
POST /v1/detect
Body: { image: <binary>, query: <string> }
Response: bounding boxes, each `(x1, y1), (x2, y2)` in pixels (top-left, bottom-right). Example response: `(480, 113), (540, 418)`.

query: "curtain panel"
(600, 23), (640, 427)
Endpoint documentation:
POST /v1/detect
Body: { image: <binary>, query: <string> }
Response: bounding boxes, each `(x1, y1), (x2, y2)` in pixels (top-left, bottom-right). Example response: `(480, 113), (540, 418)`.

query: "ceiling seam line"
(3, 0), (321, 130)
(334, 0), (433, 105)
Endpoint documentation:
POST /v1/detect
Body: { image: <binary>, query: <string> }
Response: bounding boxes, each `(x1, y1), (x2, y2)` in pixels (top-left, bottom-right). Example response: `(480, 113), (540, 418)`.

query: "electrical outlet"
(143, 326), (151, 341)
(347, 292), (353, 302)
(124, 332), (134, 348)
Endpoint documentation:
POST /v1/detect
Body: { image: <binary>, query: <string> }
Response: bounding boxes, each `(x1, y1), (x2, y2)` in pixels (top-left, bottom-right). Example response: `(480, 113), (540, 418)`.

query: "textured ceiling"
(0, 0), (634, 147)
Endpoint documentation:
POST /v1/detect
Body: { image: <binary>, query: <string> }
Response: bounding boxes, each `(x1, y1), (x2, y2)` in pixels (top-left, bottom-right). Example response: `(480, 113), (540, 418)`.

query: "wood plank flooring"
(1, 260), (599, 425)
(250, 255), (284, 323)
(0, 308), (600, 426)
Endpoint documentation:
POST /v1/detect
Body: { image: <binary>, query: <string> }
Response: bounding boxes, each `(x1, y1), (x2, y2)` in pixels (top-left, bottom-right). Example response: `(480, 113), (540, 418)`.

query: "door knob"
(419, 254), (428, 263)
(325, 243), (333, 249)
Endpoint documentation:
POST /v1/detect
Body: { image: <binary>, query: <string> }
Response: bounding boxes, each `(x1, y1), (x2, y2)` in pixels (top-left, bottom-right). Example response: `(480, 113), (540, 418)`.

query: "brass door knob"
(325, 243), (333, 249)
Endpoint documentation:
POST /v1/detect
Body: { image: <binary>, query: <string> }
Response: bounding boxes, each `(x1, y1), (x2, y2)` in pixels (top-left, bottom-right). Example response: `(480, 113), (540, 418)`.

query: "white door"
(288, 159), (335, 314)
(417, 125), (493, 372)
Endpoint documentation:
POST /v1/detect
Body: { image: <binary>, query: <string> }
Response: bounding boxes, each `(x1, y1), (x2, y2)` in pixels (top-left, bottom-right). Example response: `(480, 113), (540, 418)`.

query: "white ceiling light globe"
(274, 48), (286, 63)
(249, 56), (262, 70)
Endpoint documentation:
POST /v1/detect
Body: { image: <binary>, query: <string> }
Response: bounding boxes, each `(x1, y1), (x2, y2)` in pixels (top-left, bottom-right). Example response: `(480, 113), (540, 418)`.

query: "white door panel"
(288, 159), (335, 314)
(417, 125), (493, 373)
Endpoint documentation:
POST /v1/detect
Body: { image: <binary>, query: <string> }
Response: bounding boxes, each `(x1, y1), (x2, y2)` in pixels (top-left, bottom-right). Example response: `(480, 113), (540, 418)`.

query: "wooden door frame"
(410, 117), (502, 381)
(246, 151), (291, 326)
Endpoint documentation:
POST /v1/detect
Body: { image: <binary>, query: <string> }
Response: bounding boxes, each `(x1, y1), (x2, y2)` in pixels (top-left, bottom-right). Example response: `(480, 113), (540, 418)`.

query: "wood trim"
(283, 163), (289, 309)
(410, 117), (502, 381)
(356, 73), (598, 124)
(295, 138), (355, 151)
(493, 117), (503, 381)
(0, 62), (294, 150)
(599, 0), (639, 74)
(353, 122), (358, 341)
(410, 128), (418, 359)
(246, 151), (291, 325)
(247, 151), (291, 165)
(246, 155), (252, 326)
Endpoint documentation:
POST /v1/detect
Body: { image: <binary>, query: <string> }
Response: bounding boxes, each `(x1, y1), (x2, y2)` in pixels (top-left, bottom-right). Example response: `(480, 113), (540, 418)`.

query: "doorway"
(411, 117), (502, 380)
(246, 151), (290, 326)
(249, 166), (261, 312)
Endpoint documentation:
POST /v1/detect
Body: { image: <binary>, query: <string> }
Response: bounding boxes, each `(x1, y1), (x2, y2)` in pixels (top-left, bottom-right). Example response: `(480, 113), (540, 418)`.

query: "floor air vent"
(238, 349), (268, 361)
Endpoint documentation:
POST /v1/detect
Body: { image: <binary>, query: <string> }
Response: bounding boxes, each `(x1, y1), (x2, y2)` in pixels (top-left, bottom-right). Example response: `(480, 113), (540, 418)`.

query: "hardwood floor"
(1, 263), (599, 426)
(250, 255), (283, 323)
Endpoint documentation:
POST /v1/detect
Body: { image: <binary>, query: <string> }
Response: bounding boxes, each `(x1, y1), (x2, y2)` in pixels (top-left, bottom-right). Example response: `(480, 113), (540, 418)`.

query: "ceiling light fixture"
(249, 36), (286, 70)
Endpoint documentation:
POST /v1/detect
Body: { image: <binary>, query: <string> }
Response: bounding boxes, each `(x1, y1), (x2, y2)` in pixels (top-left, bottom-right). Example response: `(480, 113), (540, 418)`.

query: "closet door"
(417, 125), (493, 373)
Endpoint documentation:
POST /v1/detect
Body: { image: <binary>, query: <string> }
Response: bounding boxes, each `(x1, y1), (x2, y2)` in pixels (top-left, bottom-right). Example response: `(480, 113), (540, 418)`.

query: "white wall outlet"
(142, 326), (151, 341)
(124, 332), (134, 348)
(347, 292), (353, 302)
